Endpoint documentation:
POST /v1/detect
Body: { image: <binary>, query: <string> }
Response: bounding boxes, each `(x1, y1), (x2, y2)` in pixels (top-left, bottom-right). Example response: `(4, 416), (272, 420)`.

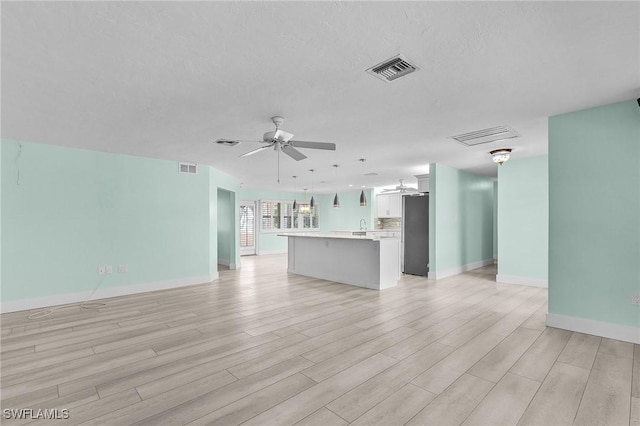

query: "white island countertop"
(278, 233), (398, 241)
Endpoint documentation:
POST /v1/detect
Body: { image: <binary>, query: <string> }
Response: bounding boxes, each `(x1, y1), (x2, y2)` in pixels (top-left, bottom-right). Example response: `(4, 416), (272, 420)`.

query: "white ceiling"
(2, 1), (638, 193)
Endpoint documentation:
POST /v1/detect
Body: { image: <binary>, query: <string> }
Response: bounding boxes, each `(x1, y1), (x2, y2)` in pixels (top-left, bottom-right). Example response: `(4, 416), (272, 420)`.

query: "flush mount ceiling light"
(490, 148), (512, 165)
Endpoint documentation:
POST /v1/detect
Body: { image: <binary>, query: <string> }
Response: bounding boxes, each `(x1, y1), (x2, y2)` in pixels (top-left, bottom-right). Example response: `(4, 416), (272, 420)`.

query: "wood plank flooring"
(1, 254), (637, 425)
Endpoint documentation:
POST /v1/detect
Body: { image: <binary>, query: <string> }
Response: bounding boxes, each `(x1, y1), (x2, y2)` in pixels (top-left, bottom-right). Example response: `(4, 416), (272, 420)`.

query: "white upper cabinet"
(377, 193), (402, 218)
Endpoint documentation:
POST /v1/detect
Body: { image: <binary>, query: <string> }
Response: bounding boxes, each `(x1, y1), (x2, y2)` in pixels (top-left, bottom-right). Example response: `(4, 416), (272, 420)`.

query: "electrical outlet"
(631, 293), (640, 306)
(98, 266), (106, 275)
(106, 265), (113, 274)
(118, 264), (128, 273)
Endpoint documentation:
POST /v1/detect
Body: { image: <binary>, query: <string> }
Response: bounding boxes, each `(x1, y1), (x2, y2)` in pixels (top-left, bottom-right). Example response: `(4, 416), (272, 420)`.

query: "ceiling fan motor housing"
(271, 116), (284, 128)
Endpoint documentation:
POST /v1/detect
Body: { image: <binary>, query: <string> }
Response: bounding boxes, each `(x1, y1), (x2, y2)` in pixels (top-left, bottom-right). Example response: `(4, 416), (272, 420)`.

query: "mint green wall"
(429, 164), (437, 272)
(0, 143), (3, 291)
(429, 163), (494, 274)
(1, 140), (213, 302)
(319, 189), (374, 232)
(217, 189), (233, 264)
(210, 168), (241, 270)
(497, 155), (549, 281)
(493, 181), (498, 260)
(549, 99), (640, 328)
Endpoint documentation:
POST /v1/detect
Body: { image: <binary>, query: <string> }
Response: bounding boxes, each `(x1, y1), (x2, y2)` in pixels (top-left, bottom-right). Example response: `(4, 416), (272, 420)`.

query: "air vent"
(366, 54), (419, 83)
(179, 162), (197, 174)
(450, 125), (519, 146)
(215, 138), (239, 146)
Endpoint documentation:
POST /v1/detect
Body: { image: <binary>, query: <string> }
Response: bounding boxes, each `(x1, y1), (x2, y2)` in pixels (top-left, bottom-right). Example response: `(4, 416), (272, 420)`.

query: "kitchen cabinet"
(377, 193), (402, 218)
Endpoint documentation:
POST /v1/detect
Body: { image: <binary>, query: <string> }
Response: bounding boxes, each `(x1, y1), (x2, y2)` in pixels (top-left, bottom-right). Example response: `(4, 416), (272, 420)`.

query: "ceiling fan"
(215, 116), (336, 182)
(381, 179), (419, 194)
(216, 116), (335, 159)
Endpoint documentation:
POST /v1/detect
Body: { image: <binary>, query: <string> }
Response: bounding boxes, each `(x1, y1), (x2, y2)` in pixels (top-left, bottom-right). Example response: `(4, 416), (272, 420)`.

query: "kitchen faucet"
(359, 218), (367, 230)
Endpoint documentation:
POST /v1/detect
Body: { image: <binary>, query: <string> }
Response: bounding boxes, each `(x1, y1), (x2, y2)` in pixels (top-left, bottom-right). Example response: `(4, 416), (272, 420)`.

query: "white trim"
(218, 259), (232, 266)
(256, 249), (288, 256)
(497, 274), (548, 288)
(546, 313), (640, 344)
(428, 258), (494, 280)
(1, 275), (216, 314)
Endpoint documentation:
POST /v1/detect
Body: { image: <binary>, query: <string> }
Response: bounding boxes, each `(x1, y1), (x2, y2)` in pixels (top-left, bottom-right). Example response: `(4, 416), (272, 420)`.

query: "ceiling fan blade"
(289, 140), (336, 151)
(281, 144), (307, 161)
(274, 129), (294, 142)
(240, 144), (272, 158)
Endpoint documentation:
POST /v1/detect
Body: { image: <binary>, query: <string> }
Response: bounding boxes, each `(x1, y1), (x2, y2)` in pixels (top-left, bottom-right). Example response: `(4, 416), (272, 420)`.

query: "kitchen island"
(279, 233), (401, 290)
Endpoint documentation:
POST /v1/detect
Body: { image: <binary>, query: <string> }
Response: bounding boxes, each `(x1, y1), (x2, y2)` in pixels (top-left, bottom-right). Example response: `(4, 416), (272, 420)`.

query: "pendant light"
(332, 164), (340, 208)
(358, 158), (367, 206)
(292, 176), (298, 211)
(299, 189), (311, 214)
(309, 169), (315, 209)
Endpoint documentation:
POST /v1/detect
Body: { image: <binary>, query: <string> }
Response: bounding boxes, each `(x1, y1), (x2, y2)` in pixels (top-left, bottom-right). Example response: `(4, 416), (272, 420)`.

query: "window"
(261, 200), (319, 232)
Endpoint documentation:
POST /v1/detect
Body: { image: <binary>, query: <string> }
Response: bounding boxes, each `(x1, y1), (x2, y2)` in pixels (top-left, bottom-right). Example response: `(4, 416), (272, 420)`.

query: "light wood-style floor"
(1, 254), (638, 425)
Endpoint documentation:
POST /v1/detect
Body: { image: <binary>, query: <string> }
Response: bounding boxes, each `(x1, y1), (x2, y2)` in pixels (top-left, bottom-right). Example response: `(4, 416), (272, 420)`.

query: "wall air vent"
(179, 162), (197, 174)
(215, 138), (240, 146)
(366, 54), (419, 83)
(450, 125), (519, 147)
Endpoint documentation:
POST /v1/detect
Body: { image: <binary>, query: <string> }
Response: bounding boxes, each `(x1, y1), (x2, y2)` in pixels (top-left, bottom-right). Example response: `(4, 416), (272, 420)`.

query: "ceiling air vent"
(366, 54), (419, 83)
(364, 172), (379, 176)
(179, 162), (197, 174)
(215, 138), (240, 146)
(450, 125), (519, 147)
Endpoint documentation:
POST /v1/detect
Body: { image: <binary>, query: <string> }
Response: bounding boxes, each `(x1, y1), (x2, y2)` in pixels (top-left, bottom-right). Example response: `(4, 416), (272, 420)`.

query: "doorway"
(240, 201), (257, 256)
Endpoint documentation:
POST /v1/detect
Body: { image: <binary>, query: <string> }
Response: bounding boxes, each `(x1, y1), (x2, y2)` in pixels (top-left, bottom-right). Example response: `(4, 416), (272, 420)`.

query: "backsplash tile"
(375, 217), (402, 230)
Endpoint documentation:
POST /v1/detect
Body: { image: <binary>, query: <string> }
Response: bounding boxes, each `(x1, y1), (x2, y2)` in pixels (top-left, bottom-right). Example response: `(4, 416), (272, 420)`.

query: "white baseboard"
(1, 274), (217, 314)
(256, 249), (287, 255)
(428, 258), (494, 280)
(497, 274), (548, 288)
(218, 259), (232, 266)
(546, 313), (640, 344)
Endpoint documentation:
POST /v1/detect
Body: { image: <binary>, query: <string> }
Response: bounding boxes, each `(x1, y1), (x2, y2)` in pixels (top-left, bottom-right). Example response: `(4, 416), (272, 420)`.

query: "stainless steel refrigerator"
(402, 193), (429, 276)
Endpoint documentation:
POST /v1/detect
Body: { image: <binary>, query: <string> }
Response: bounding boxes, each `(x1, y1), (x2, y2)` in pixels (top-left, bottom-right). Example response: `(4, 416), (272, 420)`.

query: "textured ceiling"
(2, 1), (638, 193)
